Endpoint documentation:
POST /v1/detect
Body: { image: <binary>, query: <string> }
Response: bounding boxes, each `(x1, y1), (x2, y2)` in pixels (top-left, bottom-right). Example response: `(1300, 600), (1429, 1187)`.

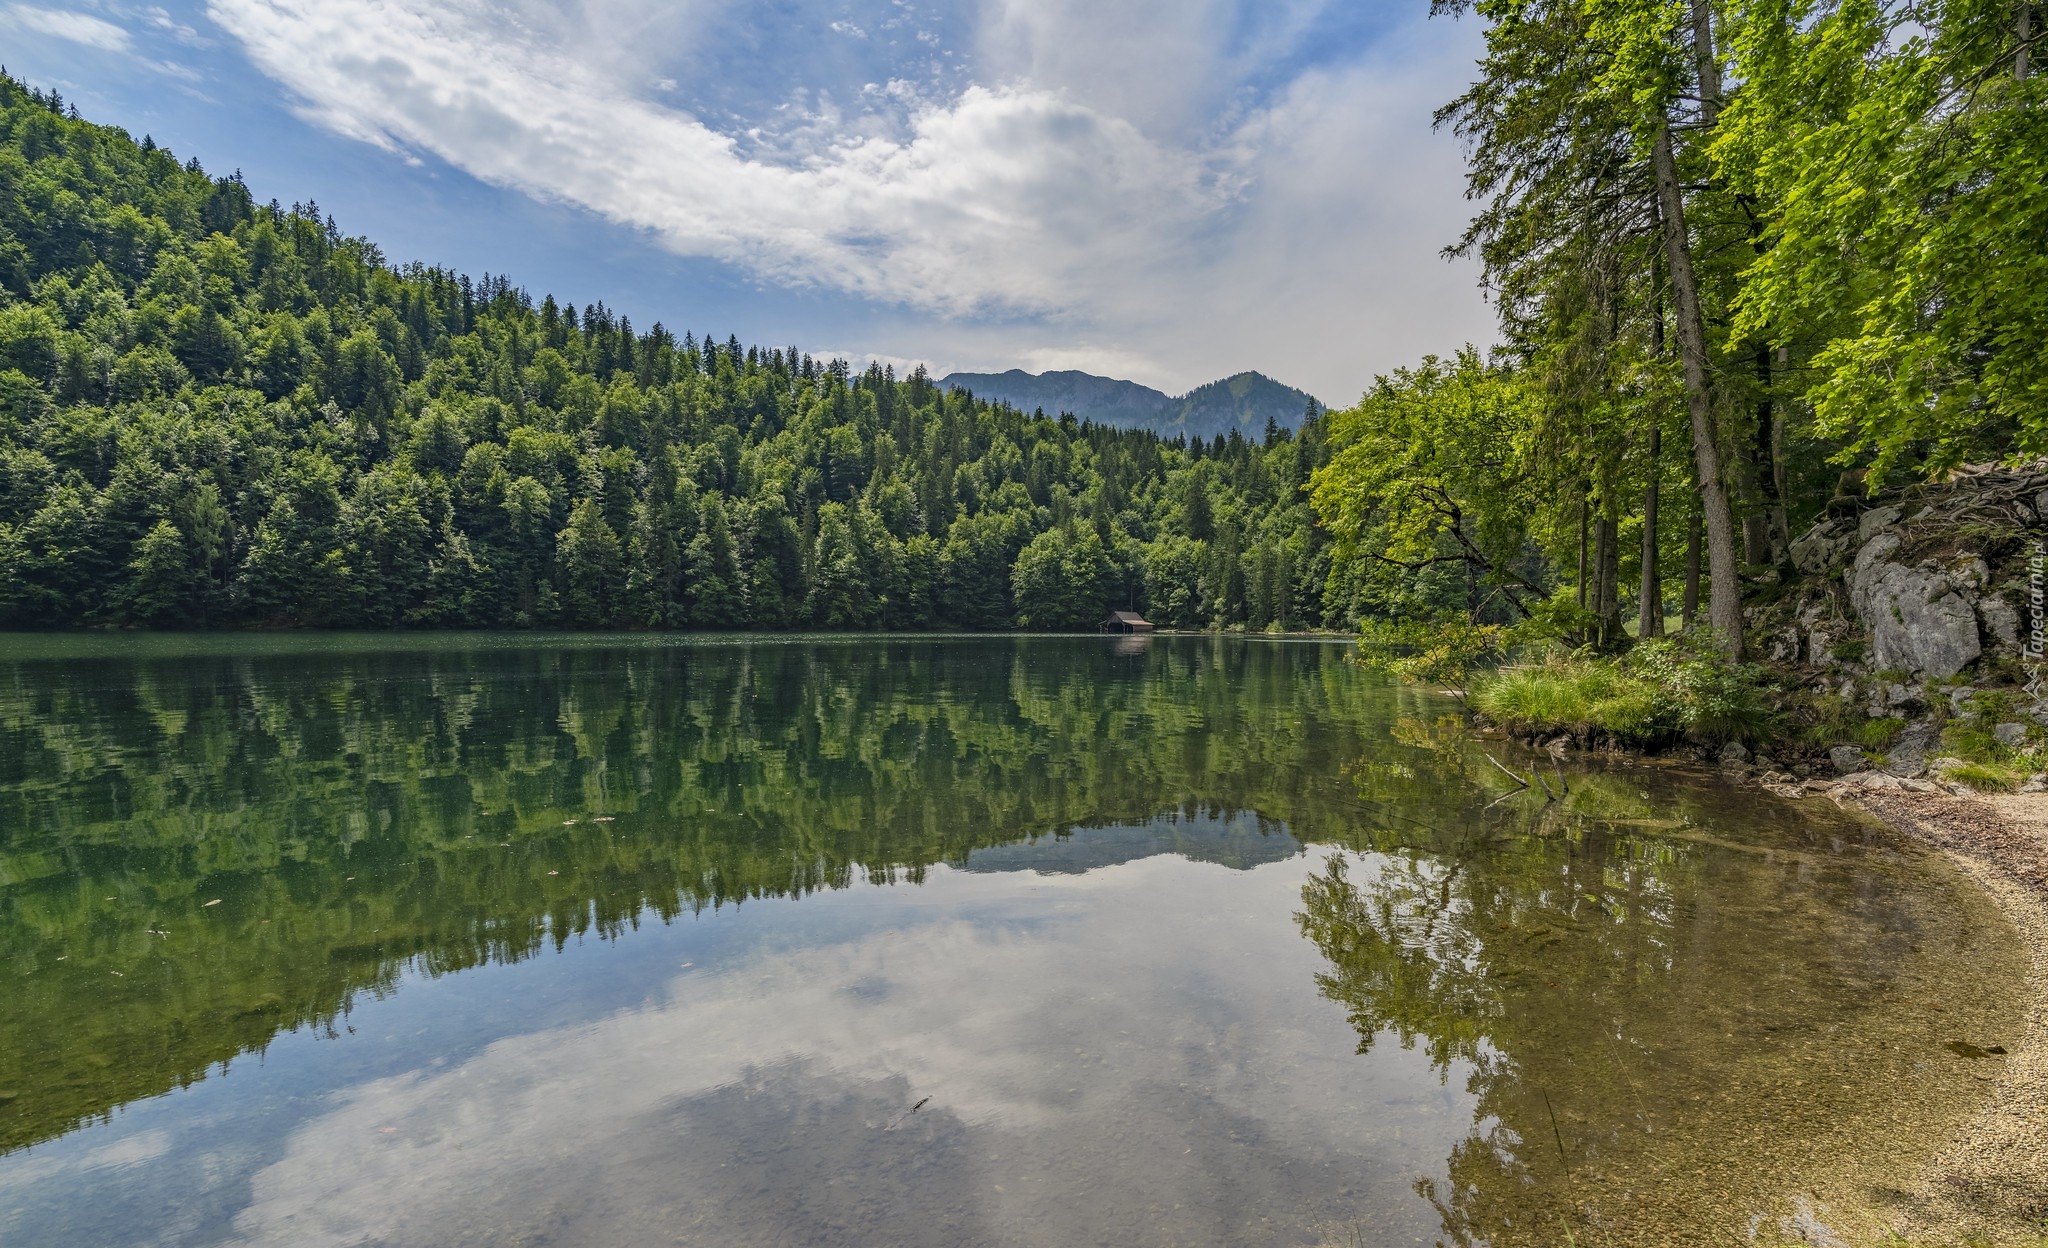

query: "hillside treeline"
(0, 73), (1377, 632)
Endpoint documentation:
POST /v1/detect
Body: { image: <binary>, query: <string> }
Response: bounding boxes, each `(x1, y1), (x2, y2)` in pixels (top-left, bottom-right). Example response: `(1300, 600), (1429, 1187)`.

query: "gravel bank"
(1841, 788), (2048, 1243)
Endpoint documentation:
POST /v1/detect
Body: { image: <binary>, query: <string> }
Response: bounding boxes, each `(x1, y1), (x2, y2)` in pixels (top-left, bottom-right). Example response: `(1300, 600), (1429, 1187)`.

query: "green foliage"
(0, 73), (1337, 634)
(1309, 351), (1545, 627)
(1471, 634), (1776, 745)
(1354, 618), (1510, 692)
(1717, 0), (2048, 479)
(1470, 651), (1671, 741)
(1011, 524), (1117, 630)
(1942, 760), (2026, 792)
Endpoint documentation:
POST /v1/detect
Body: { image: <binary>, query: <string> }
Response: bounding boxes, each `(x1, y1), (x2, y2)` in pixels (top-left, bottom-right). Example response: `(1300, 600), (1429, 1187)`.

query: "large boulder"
(1846, 533), (1982, 679)
(1789, 517), (1856, 574)
(1979, 592), (2021, 651)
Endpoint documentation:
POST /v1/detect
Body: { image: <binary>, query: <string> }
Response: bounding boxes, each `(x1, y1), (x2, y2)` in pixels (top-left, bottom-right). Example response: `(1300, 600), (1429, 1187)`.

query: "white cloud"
(202, 0), (1495, 401)
(205, 0), (1224, 318)
(6, 5), (134, 51)
(824, 19), (1496, 402)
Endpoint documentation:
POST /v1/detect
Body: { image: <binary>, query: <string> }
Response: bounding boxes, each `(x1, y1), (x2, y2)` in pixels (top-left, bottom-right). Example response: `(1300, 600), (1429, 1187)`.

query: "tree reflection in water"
(0, 638), (2025, 1248)
(1297, 722), (2021, 1245)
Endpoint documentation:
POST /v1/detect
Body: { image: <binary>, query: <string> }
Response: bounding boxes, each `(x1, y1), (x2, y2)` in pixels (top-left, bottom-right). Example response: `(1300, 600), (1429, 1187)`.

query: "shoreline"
(1493, 731), (2048, 1242)
(1681, 745), (2048, 1242)
(1833, 787), (2048, 1244)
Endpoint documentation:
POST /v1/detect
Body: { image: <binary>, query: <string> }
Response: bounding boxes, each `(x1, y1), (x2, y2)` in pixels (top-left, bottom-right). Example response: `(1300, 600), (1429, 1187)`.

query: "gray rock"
(1948, 686), (1980, 716)
(2024, 776), (2048, 794)
(1883, 748), (1929, 778)
(1766, 626), (1800, 663)
(1789, 519), (1856, 575)
(1830, 745), (1866, 775)
(1882, 720), (1937, 778)
(1995, 722), (2029, 747)
(1979, 594), (2020, 651)
(1806, 625), (1843, 668)
(1847, 533), (1982, 679)
(1719, 741), (1751, 766)
(1857, 505), (1904, 541)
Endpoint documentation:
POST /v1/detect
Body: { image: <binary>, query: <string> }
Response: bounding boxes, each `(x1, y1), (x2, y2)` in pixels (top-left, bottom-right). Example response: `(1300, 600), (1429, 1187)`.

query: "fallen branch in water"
(1482, 751), (1531, 791)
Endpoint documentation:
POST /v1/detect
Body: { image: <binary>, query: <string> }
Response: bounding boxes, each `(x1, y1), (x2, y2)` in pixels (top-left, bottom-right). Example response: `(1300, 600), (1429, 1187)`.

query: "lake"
(0, 634), (2027, 1246)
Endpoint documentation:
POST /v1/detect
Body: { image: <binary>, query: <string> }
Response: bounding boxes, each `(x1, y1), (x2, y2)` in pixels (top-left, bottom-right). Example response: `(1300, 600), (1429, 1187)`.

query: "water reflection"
(0, 636), (1404, 1159)
(0, 635), (2027, 1246)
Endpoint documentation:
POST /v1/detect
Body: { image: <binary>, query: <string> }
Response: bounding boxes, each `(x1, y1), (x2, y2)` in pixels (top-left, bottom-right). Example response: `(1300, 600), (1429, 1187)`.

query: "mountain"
(938, 369), (1323, 441)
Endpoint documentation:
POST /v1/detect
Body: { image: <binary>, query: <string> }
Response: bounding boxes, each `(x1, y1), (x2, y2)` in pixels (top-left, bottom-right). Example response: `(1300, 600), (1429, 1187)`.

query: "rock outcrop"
(1749, 459), (2045, 777)
(1768, 460), (2043, 683)
(1846, 532), (1982, 680)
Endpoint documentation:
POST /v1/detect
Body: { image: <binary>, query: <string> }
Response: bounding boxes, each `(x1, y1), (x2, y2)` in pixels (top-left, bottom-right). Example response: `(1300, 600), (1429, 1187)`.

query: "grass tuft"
(1470, 636), (1775, 748)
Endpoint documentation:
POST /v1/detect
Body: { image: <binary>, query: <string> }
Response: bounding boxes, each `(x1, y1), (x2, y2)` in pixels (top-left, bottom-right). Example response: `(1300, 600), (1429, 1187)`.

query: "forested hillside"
(0, 74), (1380, 632)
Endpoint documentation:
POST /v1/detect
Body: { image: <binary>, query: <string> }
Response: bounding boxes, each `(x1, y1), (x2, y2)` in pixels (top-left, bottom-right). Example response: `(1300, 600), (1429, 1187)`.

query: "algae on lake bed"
(0, 635), (2029, 1246)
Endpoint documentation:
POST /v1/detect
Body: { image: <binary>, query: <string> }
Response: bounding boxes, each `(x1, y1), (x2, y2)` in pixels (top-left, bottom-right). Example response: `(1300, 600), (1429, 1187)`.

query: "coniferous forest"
(0, 73), (1356, 633)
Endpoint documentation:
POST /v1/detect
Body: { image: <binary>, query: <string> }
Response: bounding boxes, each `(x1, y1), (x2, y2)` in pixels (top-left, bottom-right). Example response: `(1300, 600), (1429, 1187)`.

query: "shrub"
(1470, 634), (1775, 747)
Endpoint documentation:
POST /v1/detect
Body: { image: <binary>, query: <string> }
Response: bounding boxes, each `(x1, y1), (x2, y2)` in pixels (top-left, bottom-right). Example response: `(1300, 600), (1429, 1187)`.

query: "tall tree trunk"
(1576, 495), (1589, 611)
(1682, 487), (1702, 630)
(1743, 346), (1776, 564)
(1769, 346), (1791, 556)
(1643, 204), (1668, 640)
(1748, 346), (1790, 563)
(1595, 512), (1622, 647)
(2020, 0), (2033, 81)
(1655, 119), (1745, 658)
(1640, 423), (1663, 638)
(1691, 0), (1724, 124)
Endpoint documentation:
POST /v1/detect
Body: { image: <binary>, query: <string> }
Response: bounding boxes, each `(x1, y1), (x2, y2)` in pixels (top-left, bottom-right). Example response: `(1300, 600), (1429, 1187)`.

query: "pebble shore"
(1809, 783), (2048, 1243)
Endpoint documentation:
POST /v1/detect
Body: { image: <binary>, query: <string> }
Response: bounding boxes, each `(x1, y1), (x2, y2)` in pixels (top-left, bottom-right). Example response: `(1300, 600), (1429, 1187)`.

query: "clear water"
(0, 635), (2026, 1246)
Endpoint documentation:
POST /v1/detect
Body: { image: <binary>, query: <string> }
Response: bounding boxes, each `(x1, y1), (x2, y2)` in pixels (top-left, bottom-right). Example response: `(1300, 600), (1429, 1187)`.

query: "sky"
(0, 0), (1498, 405)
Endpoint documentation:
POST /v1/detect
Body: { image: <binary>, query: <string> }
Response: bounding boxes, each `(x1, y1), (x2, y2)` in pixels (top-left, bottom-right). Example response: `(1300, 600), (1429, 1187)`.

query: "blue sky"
(0, 0), (1494, 403)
